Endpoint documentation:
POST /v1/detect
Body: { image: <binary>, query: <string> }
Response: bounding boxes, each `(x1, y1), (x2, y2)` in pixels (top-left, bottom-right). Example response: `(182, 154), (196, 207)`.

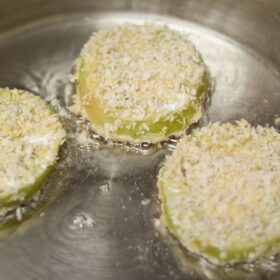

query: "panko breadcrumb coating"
(73, 23), (210, 144)
(158, 120), (280, 264)
(0, 88), (65, 207)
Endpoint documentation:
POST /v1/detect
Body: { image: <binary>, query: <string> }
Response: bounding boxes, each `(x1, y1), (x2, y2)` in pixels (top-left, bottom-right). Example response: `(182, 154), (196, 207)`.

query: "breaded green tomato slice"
(74, 24), (210, 144)
(0, 88), (65, 208)
(158, 120), (280, 264)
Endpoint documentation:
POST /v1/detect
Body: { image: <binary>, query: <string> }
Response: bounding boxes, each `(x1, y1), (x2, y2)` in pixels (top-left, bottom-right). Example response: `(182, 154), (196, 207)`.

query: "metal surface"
(0, 1), (280, 279)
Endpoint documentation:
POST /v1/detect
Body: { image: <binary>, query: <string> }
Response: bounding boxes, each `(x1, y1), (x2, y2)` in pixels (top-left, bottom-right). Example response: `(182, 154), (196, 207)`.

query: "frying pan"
(0, 0), (280, 279)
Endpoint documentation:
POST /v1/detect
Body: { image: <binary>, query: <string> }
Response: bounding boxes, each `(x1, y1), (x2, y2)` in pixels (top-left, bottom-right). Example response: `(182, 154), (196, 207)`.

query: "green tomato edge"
(158, 167), (280, 265)
(0, 165), (54, 208)
(77, 58), (210, 143)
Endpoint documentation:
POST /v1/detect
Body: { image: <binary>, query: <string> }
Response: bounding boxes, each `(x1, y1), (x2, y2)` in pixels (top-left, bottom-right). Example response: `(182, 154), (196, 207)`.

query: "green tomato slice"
(75, 24), (210, 144)
(158, 121), (280, 264)
(0, 88), (65, 209)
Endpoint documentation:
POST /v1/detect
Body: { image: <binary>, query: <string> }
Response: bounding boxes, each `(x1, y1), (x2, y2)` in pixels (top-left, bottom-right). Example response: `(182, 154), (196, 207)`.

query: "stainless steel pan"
(0, 0), (280, 279)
